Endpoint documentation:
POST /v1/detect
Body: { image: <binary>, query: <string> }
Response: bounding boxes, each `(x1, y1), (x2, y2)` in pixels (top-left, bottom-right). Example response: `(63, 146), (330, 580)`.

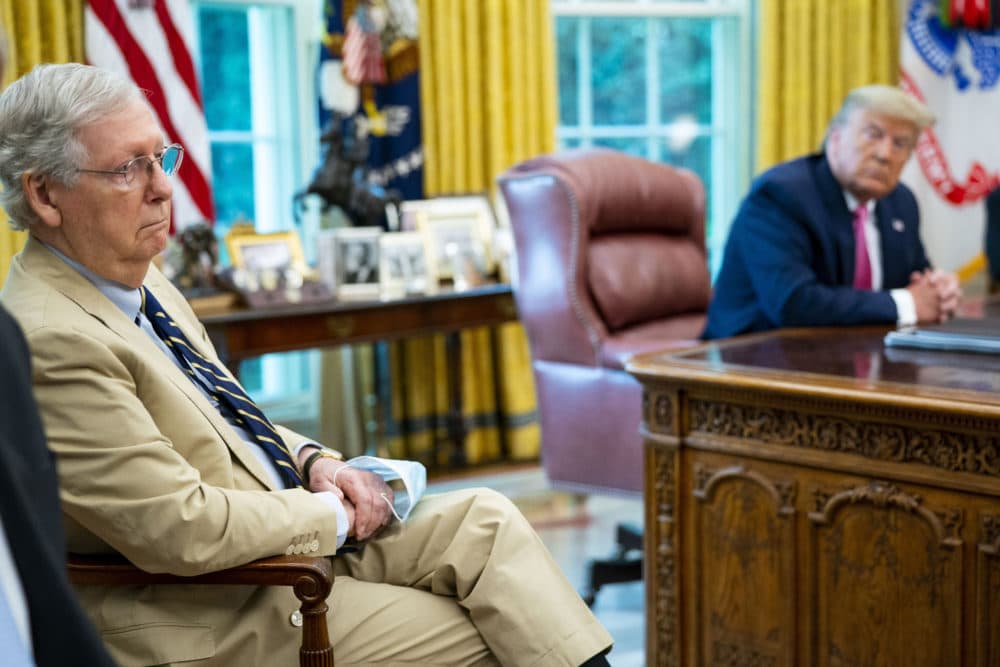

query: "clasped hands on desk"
(197, 284), (518, 467)
(627, 324), (1000, 667)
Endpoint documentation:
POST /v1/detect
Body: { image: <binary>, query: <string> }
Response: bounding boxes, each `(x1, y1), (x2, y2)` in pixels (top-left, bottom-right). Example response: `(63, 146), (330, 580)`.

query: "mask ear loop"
(381, 493), (403, 522)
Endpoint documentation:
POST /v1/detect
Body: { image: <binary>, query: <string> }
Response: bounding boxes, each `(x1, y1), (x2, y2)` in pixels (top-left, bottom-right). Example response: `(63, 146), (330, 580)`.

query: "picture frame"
(331, 226), (382, 299)
(379, 231), (430, 296)
(408, 195), (498, 283)
(225, 228), (307, 273)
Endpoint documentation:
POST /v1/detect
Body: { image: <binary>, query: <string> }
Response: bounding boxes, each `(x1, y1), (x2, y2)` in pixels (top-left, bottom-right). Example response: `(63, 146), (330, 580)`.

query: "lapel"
(20, 239), (278, 491)
(874, 197), (904, 283)
(814, 155), (855, 284)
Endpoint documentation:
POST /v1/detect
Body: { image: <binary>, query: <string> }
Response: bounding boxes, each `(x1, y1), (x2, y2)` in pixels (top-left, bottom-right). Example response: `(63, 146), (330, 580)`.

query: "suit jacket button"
(289, 610), (303, 627)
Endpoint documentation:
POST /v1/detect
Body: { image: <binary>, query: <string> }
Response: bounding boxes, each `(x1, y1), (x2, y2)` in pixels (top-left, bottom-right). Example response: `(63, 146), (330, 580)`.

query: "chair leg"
(294, 566), (335, 667)
(582, 522), (643, 606)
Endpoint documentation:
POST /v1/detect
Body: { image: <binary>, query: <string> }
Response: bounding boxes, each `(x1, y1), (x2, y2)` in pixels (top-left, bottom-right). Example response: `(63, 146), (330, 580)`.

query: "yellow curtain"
(756, 0), (899, 170)
(383, 0), (554, 466)
(0, 0), (84, 288)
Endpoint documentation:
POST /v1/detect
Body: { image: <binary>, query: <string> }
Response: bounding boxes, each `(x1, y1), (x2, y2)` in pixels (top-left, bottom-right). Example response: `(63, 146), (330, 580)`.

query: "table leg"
(444, 331), (468, 468)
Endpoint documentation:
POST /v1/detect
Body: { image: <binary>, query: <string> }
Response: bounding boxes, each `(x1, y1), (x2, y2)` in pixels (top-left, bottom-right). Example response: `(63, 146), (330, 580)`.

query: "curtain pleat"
(757, 0), (900, 170)
(385, 0), (553, 466)
(0, 0), (83, 289)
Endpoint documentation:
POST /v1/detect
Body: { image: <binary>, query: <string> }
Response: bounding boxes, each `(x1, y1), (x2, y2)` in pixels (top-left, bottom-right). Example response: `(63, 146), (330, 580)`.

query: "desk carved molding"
(647, 448), (678, 667)
(688, 397), (1000, 477)
(643, 380), (1000, 477)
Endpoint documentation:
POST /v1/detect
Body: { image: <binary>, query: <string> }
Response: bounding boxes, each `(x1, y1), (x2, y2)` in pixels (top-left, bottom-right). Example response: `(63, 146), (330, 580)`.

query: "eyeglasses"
(76, 143), (184, 186)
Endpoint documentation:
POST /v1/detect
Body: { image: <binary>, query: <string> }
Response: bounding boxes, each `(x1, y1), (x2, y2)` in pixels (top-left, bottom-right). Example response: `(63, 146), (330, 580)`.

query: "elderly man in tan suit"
(0, 63), (613, 667)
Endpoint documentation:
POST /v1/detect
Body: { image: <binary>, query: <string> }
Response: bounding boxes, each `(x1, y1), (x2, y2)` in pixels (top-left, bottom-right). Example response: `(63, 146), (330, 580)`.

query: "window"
(193, 0), (322, 417)
(552, 0), (754, 276)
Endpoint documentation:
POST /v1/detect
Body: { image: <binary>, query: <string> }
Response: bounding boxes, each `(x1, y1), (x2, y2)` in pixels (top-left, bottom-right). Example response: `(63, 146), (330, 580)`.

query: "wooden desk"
(200, 284), (518, 465)
(200, 283), (517, 364)
(627, 327), (1000, 667)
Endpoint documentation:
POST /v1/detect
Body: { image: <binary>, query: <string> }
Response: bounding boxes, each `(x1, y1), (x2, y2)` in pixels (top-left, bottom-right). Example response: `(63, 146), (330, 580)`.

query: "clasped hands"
(299, 452), (395, 541)
(907, 268), (961, 324)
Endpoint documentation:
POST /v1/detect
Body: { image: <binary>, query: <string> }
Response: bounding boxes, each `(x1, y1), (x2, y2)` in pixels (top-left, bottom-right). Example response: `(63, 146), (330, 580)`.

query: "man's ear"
(22, 171), (63, 228)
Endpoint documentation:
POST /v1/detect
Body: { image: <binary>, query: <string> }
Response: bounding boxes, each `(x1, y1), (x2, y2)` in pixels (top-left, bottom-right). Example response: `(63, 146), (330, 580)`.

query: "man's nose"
(147, 161), (174, 200)
(874, 136), (895, 160)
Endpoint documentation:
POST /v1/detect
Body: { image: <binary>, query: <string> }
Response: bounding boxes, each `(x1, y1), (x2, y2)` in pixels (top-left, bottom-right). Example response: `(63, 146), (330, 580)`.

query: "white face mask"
(347, 455), (426, 522)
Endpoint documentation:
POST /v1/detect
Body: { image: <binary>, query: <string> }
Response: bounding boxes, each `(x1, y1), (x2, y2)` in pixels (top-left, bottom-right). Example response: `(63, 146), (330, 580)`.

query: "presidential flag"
(85, 0), (215, 231)
(318, 0), (423, 202)
(899, 0), (1000, 273)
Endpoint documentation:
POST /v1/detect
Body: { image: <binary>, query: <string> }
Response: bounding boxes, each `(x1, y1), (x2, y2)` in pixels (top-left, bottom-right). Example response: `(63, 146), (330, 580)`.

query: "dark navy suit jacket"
(702, 153), (931, 340)
(0, 305), (117, 667)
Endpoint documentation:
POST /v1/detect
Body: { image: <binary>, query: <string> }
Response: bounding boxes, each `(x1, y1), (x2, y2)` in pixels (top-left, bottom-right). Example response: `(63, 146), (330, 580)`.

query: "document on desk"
(884, 316), (1000, 354)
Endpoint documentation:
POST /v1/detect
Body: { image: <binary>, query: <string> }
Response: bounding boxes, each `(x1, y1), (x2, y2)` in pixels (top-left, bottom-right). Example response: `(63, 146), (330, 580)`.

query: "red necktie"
(853, 206), (873, 290)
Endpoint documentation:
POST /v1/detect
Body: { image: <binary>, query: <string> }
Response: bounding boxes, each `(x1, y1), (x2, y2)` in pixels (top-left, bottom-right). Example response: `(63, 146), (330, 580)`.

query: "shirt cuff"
(890, 288), (917, 326)
(312, 491), (349, 548)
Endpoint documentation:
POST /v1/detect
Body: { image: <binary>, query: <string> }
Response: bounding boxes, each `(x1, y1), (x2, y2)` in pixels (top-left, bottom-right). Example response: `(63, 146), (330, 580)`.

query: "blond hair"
(824, 85), (935, 146)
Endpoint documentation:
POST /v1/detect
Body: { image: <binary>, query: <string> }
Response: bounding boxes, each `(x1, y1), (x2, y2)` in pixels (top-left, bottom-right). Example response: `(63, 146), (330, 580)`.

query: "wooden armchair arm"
(67, 553), (335, 667)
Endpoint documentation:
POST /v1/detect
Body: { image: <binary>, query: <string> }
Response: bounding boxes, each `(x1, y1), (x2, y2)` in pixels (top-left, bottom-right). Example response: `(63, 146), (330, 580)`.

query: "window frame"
(191, 0), (324, 415)
(550, 0), (755, 277)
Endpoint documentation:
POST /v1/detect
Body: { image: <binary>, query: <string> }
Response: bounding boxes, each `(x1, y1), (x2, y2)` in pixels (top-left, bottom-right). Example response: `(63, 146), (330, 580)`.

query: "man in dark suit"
(0, 304), (118, 667)
(0, 23), (116, 665)
(703, 85), (960, 340)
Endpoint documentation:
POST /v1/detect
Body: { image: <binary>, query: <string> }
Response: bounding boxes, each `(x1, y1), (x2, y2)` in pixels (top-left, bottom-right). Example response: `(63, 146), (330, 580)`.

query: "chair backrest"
(498, 148), (710, 494)
(498, 147), (710, 368)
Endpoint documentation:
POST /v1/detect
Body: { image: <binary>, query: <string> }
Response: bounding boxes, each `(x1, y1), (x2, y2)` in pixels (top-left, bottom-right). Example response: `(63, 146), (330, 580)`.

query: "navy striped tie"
(141, 287), (303, 489)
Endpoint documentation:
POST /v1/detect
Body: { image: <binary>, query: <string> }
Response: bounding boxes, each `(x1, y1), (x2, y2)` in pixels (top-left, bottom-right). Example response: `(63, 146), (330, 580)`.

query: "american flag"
(85, 0), (215, 231)
(341, 4), (387, 85)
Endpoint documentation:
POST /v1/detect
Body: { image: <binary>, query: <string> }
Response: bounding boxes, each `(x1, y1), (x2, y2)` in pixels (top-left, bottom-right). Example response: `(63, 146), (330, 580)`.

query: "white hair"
(0, 63), (147, 230)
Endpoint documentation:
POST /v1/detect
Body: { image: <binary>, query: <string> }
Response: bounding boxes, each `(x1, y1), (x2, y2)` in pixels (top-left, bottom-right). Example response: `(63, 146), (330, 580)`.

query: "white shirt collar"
(844, 191), (876, 218)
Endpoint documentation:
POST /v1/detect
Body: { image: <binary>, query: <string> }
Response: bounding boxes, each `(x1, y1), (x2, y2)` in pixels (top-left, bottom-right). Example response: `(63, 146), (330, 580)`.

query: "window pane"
(556, 17), (579, 126)
(591, 17), (646, 125)
(594, 136), (648, 157)
(210, 142), (255, 227)
(662, 133), (712, 220)
(656, 18), (713, 125)
(198, 7), (251, 132)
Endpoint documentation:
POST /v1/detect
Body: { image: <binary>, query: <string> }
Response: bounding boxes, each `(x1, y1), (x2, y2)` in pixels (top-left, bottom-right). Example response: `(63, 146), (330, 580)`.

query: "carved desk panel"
(628, 327), (1000, 667)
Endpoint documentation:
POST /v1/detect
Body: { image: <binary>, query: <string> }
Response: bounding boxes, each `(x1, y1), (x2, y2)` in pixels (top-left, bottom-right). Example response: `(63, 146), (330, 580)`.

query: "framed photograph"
(226, 229), (306, 272)
(379, 232), (429, 296)
(409, 195), (498, 282)
(332, 226), (382, 299)
(399, 194), (497, 268)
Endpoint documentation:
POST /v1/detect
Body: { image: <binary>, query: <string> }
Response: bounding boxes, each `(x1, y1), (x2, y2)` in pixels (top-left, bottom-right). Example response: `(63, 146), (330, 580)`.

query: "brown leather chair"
(497, 147), (710, 601)
(67, 553), (335, 667)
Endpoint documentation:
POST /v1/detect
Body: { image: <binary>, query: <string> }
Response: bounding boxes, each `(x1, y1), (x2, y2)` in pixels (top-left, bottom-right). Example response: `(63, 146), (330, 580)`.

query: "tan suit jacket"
(1, 238), (338, 664)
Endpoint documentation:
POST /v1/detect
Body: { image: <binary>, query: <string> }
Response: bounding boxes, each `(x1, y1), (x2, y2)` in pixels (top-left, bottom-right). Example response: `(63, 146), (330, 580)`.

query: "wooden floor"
(427, 465), (645, 667)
